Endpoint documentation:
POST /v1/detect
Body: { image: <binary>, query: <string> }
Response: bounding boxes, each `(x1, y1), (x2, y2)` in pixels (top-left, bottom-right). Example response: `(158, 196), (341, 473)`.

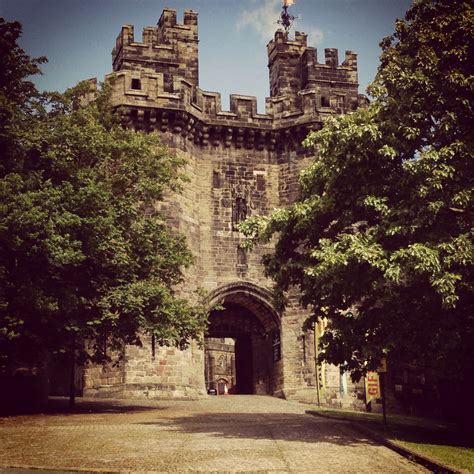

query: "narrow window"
(131, 78), (141, 90)
(256, 174), (265, 191)
(237, 246), (247, 266)
(213, 171), (221, 188)
(321, 96), (330, 107)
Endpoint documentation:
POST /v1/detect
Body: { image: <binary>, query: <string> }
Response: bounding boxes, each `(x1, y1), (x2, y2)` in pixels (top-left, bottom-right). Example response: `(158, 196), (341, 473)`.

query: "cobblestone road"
(0, 395), (427, 472)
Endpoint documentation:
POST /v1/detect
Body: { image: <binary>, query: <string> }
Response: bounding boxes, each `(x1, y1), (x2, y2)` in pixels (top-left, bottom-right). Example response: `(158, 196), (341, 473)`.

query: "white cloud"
(236, 0), (281, 41)
(304, 26), (324, 45)
(236, 0), (324, 45)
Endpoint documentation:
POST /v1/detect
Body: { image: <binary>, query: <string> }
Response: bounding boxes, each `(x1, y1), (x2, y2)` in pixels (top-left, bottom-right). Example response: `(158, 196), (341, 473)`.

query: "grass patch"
(308, 407), (473, 472)
(382, 423), (473, 472)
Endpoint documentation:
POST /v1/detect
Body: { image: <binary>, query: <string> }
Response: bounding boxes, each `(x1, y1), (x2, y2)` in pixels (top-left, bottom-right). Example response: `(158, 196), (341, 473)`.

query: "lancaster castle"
(77, 8), (368, 406)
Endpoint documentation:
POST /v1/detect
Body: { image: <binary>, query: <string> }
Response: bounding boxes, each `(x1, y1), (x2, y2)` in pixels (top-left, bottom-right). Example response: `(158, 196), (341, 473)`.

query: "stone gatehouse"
(79, 8), (367, 405)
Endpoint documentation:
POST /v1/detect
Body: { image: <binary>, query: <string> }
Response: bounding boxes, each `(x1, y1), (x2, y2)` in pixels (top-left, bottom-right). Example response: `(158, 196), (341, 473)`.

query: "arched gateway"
(205, 283), (282, 395)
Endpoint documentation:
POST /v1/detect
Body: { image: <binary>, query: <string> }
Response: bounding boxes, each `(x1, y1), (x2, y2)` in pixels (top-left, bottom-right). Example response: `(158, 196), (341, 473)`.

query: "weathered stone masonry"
(82, 8), (367, 404)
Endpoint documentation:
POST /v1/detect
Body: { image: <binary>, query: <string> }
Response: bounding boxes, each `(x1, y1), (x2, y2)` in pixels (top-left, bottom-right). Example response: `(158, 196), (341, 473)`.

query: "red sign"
(365, 372), (380, 403)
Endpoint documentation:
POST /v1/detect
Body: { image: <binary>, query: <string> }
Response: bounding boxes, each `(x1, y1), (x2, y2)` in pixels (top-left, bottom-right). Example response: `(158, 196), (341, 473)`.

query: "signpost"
(365, 358), (388, 425)
(379, 357), (387, 425)
(365, 372), (381, 404)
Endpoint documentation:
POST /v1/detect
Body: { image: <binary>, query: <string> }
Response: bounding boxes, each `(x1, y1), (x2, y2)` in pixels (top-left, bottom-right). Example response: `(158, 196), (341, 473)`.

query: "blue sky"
(1, 0), (412, 113)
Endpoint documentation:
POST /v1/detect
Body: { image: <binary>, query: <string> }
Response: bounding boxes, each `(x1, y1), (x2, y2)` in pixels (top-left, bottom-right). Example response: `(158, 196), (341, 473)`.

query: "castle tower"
(267, 29), (360, 114)
(112, 8), (199, 89)
(81, 9), (366, 406)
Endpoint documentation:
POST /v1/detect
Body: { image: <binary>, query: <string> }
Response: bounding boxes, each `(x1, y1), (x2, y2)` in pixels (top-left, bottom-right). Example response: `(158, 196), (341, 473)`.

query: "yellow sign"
(365, 371), (380, 404)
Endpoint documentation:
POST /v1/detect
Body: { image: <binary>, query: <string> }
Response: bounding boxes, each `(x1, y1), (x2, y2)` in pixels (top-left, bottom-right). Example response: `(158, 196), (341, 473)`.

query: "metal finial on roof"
(277, 0), (296, 33)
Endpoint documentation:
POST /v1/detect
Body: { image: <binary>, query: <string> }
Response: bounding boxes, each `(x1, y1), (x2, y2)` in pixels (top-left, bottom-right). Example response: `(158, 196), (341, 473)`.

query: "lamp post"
(379, 357), (388, 425)
(314, 321), (320, 407)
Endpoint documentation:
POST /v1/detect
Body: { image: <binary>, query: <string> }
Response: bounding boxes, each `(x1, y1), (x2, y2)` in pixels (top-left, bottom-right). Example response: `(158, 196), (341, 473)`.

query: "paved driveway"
(0, 395), (426, 472)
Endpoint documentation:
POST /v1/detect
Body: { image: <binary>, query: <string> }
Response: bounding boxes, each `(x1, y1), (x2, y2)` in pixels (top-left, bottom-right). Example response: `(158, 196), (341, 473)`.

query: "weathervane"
(277, 0), (296, 33)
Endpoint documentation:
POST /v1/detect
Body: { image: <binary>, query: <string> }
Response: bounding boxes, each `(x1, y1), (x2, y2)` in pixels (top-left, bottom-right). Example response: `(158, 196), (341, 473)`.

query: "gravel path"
(0, 395), (427, 472)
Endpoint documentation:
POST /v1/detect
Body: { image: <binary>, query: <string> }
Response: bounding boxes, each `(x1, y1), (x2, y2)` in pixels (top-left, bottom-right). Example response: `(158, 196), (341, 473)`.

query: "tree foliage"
(241, 0), (473, 381)
(0, 19), (209, 373)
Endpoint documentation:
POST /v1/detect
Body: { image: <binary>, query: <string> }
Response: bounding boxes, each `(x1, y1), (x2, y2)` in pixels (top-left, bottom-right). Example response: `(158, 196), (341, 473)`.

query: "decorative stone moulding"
(120, 105), (323, 152)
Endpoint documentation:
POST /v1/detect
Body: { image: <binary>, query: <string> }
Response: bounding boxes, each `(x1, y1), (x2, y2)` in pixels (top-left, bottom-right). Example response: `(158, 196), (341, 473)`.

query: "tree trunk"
(69, 334), (76, 409)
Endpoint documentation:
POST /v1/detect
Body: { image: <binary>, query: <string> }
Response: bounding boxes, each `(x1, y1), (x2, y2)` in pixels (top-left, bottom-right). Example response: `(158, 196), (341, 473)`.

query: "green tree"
(0, 19), (209, 406)
(241, 0), (473, 390)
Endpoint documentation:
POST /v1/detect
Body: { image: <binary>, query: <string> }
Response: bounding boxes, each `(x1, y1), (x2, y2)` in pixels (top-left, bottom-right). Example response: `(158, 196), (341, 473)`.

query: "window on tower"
(131, 78), (141, 90)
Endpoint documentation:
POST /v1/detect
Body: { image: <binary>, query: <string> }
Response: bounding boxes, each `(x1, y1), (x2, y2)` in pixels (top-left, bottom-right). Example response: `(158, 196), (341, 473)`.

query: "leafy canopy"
(241, 0), (473, 381)
(0, 19), (209, 370)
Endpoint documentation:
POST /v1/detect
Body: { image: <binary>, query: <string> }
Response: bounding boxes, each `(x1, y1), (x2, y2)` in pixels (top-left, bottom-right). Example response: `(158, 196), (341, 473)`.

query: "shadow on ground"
(309, 411), (473, 449)
(0, 396), (168, 417)
(135, 411), (379, 447)
(380, 423), (474, 449)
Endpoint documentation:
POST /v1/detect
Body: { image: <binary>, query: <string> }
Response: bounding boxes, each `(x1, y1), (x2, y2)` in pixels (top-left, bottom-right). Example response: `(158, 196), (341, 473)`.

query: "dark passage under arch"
(204, 286), (281, 395)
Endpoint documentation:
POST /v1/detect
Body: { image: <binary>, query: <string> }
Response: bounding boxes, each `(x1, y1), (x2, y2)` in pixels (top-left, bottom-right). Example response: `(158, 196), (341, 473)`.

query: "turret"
(112, 9), (199, 89)
(267, 30), (308, 104)
(267, 30), (360, 113)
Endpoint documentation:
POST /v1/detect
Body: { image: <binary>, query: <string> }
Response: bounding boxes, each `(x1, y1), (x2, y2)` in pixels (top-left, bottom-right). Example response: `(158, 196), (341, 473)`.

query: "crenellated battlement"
(104, 69), (367, 151)
(112, 9), (199, 87)
(267, 29), (358, 110)
(106, 9), (365, 151)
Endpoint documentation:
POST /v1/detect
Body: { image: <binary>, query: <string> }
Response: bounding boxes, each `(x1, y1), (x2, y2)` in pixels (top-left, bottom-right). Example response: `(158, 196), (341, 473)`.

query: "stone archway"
(205, 283), (282, 395)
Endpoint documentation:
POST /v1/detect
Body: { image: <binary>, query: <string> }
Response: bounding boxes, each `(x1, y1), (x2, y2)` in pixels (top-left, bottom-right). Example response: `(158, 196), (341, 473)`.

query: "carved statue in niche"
(232, 196), (248, 229)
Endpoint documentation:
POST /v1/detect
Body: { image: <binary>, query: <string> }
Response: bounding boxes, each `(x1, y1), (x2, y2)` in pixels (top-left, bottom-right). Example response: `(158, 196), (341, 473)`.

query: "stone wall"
(205, 338), (236, 393)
